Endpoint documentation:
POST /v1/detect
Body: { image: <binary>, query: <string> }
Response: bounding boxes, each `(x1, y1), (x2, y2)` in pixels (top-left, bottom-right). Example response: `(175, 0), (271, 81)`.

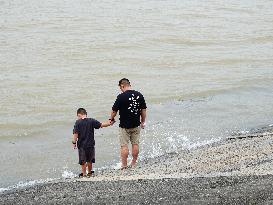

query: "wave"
(0, 169), (78, 194)
(0, 178), (56, 194)
(2, 123), (273, 193)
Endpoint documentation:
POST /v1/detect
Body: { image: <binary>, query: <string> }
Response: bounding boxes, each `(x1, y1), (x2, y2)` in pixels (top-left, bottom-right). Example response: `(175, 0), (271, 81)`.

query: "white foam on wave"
(235, 129), (250, 135)
(0, 178), (56, 193)
(0, 169), (79, 193)
(186, 137), (221, 149)
(109, 156), (134, 170)
(0, 188), (9, 192)
(62, 170), (77, 179)
(139, 132), (223, 163)
(111, 162), (122, 170)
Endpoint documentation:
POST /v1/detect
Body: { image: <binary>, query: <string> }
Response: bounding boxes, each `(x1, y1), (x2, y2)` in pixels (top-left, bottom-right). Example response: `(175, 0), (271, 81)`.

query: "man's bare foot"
(120, 166), (128, 170)
(130, 162), (137, 168)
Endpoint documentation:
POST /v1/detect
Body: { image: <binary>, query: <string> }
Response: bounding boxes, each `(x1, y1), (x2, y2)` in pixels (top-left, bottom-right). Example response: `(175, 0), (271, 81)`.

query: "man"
(110, 78), (147, 169)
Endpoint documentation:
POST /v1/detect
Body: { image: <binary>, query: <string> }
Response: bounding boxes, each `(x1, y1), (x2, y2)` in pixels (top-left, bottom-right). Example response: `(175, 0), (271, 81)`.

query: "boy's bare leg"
(121, 145), (129, 168)
(81, 163), (87, 176)
(131, 144), (139, 167)
(87, 162), (92, 174)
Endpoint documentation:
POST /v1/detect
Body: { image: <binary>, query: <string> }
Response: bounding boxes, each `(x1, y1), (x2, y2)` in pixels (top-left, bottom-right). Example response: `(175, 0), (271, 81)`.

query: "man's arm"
(110, 110), (117, 121)
(140, 109), (146, 129)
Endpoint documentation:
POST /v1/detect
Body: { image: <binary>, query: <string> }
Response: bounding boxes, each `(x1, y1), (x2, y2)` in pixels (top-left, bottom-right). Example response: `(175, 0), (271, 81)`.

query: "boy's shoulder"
(75, 118), (99, 124)
(74, 118), (90, 125)
(74, 119), (81, 125)
(88, 118), (99, 122)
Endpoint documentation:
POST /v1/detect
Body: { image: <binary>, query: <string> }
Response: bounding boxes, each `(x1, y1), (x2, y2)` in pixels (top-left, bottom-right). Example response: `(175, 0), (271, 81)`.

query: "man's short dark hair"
(118, 78), (130, 86)
(77, 108), (87, 115)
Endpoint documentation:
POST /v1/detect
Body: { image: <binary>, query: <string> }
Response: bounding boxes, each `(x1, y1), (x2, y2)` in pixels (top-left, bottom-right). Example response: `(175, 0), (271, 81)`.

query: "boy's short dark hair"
(77, 108), (87, 115)
(118, 78), (130, 86)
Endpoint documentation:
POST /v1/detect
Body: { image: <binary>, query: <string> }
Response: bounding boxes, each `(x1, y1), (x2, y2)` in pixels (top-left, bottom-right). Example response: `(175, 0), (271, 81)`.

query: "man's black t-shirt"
(112, 90), (147, 129)
(73, 118), (101, 148)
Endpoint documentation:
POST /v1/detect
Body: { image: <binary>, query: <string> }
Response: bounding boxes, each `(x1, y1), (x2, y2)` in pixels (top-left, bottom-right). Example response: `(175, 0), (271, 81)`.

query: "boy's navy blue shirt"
(112, 90), (147, 129)
(73, 118), (101, 148)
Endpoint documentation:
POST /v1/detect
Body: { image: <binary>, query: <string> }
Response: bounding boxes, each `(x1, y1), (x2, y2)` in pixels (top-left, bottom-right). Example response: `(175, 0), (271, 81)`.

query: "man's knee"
(132, 145), (139, 156)
(121, 145), (129, 155)
(132, 144), (139, 150)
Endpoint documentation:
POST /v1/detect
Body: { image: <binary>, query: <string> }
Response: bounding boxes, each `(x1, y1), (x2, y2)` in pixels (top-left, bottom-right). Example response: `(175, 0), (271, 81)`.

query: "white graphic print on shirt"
(128, 93), (140, 115)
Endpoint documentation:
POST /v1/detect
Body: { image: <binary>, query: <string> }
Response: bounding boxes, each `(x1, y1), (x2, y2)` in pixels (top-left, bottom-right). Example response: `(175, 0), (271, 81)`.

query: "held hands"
(108, 118), (116, 126)
(101, 119), (116, 128)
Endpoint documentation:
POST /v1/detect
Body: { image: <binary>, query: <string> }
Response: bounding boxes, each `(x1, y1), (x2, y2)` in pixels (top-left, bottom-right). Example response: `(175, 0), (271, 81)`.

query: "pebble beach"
(1, 128), (273, 204)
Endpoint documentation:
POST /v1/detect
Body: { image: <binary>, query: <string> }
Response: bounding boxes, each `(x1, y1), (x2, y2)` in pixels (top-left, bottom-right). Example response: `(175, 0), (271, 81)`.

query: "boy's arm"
(73, 133), (78, 142)
(72, 133), (78, 149)
(101, 120), (114, 128)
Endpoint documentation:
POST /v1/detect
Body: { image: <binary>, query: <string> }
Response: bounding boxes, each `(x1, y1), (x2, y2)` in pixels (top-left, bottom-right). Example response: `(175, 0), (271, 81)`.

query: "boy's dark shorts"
(78, 147), (95, 165)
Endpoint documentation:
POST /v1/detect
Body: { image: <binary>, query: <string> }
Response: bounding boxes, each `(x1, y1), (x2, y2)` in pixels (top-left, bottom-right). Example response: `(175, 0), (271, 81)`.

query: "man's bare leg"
(121, 145), (129, 169)
(87, 162), (92, 174)
(131, 144), (139, 167)
(81, 163), (87, 176)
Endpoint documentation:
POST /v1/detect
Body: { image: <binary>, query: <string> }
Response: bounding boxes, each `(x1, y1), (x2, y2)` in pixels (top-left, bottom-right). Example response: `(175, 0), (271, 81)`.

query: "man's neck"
(123, 87), (132, 92)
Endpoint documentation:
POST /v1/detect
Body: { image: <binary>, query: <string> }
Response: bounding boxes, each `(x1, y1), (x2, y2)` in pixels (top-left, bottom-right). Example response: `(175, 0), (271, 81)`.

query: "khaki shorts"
(119, 127), (141, 146)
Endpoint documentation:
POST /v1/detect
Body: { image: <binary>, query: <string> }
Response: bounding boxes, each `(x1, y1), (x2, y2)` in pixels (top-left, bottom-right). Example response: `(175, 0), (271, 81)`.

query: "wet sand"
(1, 129), (273, 204)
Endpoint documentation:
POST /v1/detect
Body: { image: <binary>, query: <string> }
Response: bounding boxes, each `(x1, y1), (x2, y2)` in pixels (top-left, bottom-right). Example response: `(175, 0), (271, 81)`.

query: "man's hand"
(140, 109), (146, 129)
(109, 119), (116, 126)
(141, 122), (146, 129)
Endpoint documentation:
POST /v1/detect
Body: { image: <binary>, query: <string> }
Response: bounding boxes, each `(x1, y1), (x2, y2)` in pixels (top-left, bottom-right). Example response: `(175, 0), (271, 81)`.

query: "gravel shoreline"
(1, 175), (273, 204)
(1, 128), (273, 204)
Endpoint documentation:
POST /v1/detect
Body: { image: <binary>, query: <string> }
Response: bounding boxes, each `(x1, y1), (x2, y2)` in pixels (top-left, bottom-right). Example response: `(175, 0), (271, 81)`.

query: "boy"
(72, 108), (114, 178)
